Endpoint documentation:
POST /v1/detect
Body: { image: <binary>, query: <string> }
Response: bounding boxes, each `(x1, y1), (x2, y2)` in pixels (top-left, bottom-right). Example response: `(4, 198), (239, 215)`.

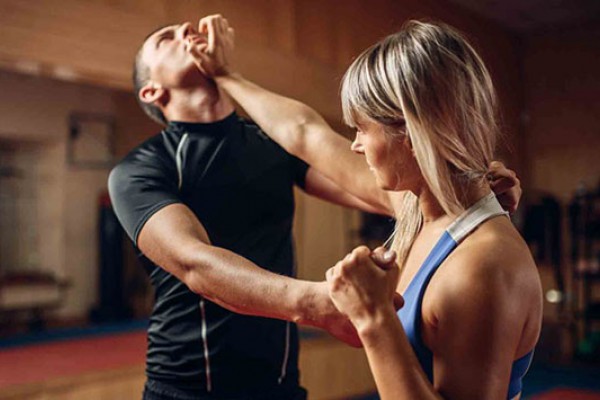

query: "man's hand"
(186, 14), (235, 78)
(301, 282), (362, 347)
(488, 161), (522, 214)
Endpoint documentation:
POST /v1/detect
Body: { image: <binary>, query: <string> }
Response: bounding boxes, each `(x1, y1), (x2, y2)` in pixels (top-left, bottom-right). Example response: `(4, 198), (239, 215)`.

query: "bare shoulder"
(426, 216), (542, 317)
(418, 216), (543, 367)
(448, 217), (534, 283)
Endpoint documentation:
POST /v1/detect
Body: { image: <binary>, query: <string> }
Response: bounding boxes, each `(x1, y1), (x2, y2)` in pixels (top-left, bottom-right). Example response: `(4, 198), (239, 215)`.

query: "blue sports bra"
(397, 193), (534, 399)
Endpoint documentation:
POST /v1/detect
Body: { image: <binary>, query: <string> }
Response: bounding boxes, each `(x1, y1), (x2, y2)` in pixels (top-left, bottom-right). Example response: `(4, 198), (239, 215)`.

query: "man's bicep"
(138, 203), (211, 280)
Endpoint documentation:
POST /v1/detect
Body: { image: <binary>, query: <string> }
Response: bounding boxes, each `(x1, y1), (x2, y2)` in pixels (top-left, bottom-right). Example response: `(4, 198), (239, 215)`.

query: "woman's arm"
(326, 246), (440, 399)
(359, 309), (442, 400)
(327, 245), (531, 399)
(189, 15), (394, 215)
(304, 168), (392, 215)
(220, 74), (393, 213)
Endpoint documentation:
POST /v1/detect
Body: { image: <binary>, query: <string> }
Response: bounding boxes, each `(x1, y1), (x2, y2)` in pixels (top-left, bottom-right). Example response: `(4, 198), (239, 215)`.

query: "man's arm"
(137, 202), (361, 347)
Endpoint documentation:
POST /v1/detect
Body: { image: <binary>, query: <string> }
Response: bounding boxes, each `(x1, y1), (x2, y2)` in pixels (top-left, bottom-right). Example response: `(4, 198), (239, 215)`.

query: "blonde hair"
(341, 20), (499, 267)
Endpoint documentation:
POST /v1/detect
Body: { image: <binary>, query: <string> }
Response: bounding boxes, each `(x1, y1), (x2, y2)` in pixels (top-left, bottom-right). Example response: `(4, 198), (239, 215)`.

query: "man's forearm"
(138, 204), (350, 339)
(179, 242), (360, 346)
(182, 241), (324, 326)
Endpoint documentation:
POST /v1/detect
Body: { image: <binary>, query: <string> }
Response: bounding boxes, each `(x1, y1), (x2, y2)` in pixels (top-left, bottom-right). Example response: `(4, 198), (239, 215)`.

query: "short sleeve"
(108, 150), (181, 246)
(289, 154), (309, 189)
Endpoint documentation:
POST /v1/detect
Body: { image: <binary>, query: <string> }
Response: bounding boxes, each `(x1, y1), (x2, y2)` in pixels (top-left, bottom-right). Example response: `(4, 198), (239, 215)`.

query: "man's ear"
(139, 82), (166, 106)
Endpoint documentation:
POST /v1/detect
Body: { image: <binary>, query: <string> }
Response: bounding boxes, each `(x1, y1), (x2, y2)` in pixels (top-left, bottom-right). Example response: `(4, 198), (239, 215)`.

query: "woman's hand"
(488, 161), (522, 214)
(326, 246), (402, 332)
(186, 14), (235, 78)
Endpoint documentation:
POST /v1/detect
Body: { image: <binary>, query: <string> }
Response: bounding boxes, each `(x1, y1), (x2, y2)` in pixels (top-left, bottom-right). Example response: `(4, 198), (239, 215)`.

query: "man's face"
(140, 22), (208, 88)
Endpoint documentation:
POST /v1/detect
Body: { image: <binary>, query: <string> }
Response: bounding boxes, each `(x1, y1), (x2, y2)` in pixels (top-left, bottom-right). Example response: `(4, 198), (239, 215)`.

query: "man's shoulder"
(238, 117), (269, 140)
(109, 131), (175, 187)
(237, 117), (294, 159)
(114, 132), (170, 168)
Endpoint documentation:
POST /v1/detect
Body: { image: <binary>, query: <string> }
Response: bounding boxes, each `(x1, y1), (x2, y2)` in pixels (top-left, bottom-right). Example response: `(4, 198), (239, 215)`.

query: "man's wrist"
(294, 281), (330, 328)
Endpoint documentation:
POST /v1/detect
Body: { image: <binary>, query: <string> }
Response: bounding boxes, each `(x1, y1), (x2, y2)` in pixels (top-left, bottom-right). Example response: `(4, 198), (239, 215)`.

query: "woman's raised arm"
(188, 15), (393, 214)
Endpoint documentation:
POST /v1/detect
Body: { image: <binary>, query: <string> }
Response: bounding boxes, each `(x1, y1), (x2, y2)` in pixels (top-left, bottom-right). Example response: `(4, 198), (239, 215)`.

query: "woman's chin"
(376, 178), (394, 191)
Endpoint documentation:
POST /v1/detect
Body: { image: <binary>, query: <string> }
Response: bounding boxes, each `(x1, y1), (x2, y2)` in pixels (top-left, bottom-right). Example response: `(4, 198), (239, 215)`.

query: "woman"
(191, 16), (541, 400)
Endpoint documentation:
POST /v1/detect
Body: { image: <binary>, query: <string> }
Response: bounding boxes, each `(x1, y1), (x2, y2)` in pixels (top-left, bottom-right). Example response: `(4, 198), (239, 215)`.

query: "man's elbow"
(174, 244), (215, 297)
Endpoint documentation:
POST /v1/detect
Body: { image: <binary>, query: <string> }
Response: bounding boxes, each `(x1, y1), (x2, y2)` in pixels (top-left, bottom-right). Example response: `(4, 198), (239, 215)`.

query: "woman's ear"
(139, 82), (166, 106)
(400, 132), (414, 155)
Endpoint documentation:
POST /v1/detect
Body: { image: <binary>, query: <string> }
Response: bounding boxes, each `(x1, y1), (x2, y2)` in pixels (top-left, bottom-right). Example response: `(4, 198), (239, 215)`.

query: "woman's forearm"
(357, 310), (441, 400)
(216, 73), (321, 156)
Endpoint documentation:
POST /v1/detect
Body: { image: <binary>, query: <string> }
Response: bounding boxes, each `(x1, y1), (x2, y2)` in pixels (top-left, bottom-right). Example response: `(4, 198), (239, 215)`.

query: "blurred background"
(0, 0), (598, 399)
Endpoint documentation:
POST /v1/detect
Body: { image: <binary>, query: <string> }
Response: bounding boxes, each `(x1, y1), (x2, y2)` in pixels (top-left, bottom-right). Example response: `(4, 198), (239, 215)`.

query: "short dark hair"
(132, 27), (169, 126)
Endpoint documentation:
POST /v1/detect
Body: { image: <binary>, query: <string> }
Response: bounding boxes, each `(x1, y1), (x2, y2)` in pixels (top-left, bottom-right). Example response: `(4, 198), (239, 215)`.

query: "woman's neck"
(416, 181), (492, 226)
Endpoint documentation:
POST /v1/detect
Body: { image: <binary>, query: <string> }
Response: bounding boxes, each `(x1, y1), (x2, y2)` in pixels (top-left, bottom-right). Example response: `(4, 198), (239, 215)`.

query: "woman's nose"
(350, 138), (364, 154)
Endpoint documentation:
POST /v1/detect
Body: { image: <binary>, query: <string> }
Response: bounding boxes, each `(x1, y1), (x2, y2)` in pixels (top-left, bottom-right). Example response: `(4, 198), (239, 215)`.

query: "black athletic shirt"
(108, 112), (308, 397)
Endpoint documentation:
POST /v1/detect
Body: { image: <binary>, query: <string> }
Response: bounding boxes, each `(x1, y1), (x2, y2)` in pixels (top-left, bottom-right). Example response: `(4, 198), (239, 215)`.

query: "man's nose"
(178, 22), (193, 39)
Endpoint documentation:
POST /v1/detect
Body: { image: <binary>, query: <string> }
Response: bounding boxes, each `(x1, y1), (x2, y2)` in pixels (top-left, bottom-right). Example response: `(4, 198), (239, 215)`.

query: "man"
(109, 17), (522, 400)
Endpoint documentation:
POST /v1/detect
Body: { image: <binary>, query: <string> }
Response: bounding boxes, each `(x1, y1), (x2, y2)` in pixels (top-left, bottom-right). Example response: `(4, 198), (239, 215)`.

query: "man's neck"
(164, 84), (235, 124)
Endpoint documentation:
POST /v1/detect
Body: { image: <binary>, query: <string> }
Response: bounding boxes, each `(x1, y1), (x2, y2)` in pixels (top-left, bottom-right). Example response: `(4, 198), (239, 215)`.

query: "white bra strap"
(447, 192), (508, 243)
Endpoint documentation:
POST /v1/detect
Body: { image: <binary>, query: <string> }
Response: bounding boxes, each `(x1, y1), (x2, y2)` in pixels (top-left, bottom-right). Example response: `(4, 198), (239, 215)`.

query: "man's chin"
(179, 66), (212, 87)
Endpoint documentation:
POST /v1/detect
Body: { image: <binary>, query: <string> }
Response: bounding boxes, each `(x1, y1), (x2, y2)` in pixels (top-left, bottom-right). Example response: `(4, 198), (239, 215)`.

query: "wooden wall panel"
(0, 0), (345, 120)
(0, 0), (525, 318)
(523, 26), (600, 201)
(0, 0), (158, 87)
(0, 70), (115, 317)
(0, 0), (522, 138)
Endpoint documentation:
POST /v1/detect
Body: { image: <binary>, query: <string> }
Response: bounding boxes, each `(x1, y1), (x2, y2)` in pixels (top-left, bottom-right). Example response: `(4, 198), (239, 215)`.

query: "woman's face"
(350, 116), (422, 193)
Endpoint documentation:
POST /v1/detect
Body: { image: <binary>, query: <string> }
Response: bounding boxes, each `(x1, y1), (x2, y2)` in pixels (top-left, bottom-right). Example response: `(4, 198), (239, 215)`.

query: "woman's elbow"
(283, 110), (325, 154)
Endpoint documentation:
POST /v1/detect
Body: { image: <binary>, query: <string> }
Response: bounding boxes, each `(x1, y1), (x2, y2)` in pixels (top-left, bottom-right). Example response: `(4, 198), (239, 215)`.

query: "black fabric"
(143, 379), (308, 400)
(108, 112), (308, 398)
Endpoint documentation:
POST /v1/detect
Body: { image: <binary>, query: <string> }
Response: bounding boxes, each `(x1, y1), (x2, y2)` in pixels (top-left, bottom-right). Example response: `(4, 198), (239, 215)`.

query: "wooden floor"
(0, 331), (147, 400)
(0, 330), (376, 400)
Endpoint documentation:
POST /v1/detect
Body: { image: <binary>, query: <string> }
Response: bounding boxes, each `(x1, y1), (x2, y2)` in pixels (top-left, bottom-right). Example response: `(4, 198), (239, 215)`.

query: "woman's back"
(398, 195), (542, 398)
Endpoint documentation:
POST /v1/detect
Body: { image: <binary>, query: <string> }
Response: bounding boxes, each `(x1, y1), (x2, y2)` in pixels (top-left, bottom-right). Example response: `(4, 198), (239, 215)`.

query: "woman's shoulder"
(422, 216), (543, 356)
(452, 216), (534, 274)
(428, 216), (540, 307)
